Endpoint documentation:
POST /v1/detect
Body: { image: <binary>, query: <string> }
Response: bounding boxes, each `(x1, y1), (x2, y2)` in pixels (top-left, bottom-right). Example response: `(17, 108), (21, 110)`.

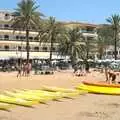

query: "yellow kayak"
(13, 90), (63, 100)
(41, 86), (80, 93)
(0, 94), (38, 107)
(77, 81), (120, 95)
(3, 91), (51, 103)
(0, 103), (13, 111)
(58, 92), (82, 98)
(16, 89), (85, 99)
(25, 90), (86, 99)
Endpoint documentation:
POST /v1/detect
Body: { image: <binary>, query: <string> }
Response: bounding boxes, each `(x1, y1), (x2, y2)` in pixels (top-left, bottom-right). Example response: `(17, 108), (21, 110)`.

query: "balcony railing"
(0, 38), (40, 42)
(0, 48), (58, 52)
(0, 26), (39, 32)
(81, 30), (96, 34)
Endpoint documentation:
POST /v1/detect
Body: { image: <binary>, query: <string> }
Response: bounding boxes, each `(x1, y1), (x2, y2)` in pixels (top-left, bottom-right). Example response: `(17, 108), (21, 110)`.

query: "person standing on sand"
(16, 64), (22, 77)
(73, 64), (78, 73)
(105, 67), (109, 82)
(22, 62), (27, 76)
(26, 62), (32, 77)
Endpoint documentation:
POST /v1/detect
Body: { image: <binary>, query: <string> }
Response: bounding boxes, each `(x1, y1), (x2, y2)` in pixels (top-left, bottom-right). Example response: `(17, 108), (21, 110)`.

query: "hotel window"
(18, 46), (22, 51)
(34, 37), (39, 41)
(16, 36), (19, 40)
(4, 35), (9, 40)
(20, 36), (25, 40)
(42, 47), (47, 52)
(34, 47), (39, 52)
(52, 47), (56, 51)
(4, 13), (10, 20)
(29, 37), (33, 40)
(4, 24), (9, 28)
(4, 45), (9, 51)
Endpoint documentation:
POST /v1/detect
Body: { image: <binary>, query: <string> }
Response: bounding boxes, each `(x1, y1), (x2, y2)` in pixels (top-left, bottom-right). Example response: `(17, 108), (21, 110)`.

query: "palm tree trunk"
(99, 47), (104, 59)
(70, 56), (77, 73)
(26, 29), (30, 63)
(99, 54), (102, 59)
(114, 30), (117, 60)
(86, 37), (89, 60)
(85, 59), (89, 72)
(86, 49), (89, 60)
(70, 56), (75, 66)
(49, 38), (53, 67)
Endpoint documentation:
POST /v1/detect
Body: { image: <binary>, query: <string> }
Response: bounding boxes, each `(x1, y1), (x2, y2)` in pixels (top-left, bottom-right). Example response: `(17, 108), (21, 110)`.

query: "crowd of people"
(73, 61), (120, 84)
(73, 63), (89, 77)
(17, 62), (32, 77)
(1, 58), (120, 84)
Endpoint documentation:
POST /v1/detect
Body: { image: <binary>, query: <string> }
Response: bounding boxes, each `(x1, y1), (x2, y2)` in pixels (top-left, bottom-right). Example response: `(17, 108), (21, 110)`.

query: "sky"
(0, 0), (120, 24)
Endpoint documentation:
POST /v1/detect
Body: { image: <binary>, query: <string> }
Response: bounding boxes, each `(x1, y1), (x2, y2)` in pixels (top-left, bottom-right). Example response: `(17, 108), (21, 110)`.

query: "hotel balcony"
(81, 29), (98, 38)
(0, 40), (59, 52)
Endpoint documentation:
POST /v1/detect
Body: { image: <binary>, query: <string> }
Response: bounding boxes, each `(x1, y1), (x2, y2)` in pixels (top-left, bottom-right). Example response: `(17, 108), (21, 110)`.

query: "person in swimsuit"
(108, 71), (116, 83)
(107, 69), (119, 84)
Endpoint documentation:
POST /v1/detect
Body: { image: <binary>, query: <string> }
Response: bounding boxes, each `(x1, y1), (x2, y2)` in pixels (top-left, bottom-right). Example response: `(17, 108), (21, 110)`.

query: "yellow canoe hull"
(3, 91), (51, 103)
(0, 95), (38, 107)
(12, 90), (63, 100)
(16, 89), (85, 99)
(0, 103), (13, 111)
(77, 82), (120, 95)
(41, 86), (80, 93)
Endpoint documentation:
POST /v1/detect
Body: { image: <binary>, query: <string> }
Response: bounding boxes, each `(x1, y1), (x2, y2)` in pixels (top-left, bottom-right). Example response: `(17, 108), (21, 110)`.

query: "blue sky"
(0, 0), (120, 24)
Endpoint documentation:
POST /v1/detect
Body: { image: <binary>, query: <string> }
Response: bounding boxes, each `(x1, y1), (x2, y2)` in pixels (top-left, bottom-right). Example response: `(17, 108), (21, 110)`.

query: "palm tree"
(106, 14), (120, 60)
(97, 36), (106, 59)
(47, 17), (56, 64)
(59, 27), (83, 66)
(83, 37), (95, 60)
(79, 36), (96, 72)
(38, 16), (64, 67)
(12, 0), (43, 63)
(97, 25), (113, 59)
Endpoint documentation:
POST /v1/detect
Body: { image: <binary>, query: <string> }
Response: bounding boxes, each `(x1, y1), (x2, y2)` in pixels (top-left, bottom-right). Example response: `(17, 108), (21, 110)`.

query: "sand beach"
(0, 70), (120, 120)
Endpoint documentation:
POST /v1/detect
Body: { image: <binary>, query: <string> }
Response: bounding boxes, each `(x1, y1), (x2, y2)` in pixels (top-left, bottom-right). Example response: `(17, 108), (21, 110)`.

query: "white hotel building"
(0, 10), (98, 60)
